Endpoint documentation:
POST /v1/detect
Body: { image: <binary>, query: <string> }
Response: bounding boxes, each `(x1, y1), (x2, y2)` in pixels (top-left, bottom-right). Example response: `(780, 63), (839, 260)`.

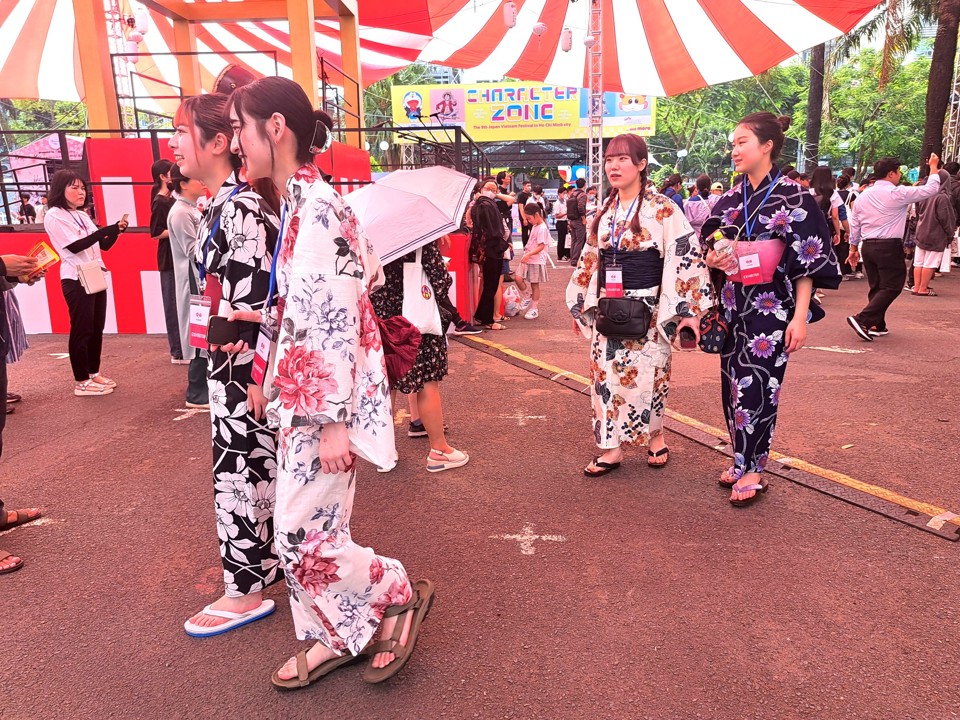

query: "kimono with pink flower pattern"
(264, 164), (410, 655)
(565, 189), (713, 450)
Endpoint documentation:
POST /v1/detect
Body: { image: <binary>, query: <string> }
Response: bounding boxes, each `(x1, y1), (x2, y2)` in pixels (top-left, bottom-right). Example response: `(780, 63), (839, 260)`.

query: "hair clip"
(308, 120), (334, 155)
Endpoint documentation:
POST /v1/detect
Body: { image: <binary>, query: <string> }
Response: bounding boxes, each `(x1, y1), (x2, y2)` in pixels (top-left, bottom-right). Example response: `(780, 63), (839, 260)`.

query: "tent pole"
(587, 1), (604, 195)
(287, 0), (319, 107)
(73, 0), (121, 132)
(172, 19), (202, 98)
(339, 2), (364, 149)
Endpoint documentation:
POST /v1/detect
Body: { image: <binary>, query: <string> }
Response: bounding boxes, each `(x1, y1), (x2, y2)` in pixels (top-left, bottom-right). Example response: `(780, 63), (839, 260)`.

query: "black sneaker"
(451, 321), (482, 336)
(846, 315), (873, 341)
(408, 420), (428, 437)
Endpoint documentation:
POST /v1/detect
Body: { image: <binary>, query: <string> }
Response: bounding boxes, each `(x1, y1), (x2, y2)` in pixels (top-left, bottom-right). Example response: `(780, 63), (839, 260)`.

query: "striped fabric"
(1, 0), (880, 103)
(420, 0), (883, 95)
(5, 290), (29, 364)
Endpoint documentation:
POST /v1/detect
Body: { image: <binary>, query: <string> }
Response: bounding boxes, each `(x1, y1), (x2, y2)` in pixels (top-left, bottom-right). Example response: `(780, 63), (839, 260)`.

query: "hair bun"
(777, 115), (792, 132)
(314, 109), (333, 131)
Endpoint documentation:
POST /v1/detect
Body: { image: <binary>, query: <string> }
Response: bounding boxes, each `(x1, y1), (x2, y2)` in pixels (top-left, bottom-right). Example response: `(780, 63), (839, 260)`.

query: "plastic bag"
(503, 284), (522, 317)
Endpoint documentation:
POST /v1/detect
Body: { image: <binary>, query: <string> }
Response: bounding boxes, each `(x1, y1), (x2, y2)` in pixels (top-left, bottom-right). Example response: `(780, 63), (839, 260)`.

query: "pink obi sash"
(729, 239), (786, 285)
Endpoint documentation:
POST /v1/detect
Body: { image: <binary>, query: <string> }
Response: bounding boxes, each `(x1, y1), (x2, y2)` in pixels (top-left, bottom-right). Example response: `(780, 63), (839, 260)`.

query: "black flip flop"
(0, 551), (24, 575)
(584, 458), (621, 477)
(729, 479), (769, 507)
(647, 447), (669, 468)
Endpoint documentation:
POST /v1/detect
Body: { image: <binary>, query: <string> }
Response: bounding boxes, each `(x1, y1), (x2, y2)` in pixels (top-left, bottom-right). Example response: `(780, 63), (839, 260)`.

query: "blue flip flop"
(184, 599), (275, 637)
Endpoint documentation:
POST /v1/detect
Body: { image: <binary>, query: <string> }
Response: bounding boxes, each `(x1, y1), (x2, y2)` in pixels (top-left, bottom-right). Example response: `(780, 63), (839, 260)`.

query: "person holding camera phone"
(225, 77), (432, 689)
(170, 94), (283, 638)
(566, 133), (712, 478)
(43, 170), (128, 396)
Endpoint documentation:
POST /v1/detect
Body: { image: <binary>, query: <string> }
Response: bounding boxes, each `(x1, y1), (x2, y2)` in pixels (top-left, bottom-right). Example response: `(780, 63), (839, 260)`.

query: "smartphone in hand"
(207, 315), (241, 346)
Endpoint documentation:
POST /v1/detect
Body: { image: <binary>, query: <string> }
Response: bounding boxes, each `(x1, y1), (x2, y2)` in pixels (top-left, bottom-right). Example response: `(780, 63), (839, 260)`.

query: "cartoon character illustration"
(619, 94), (649, 113)
(435, 91), (458, 119)
(403, 91), (424, 120)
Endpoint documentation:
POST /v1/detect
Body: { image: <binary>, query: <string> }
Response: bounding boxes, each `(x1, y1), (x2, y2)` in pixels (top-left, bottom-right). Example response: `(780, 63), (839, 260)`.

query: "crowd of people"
(0, 84), (955, 696)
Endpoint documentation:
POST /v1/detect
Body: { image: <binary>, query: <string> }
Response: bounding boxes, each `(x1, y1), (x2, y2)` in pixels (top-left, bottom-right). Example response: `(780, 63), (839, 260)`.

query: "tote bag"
(401, 247), (443, 336)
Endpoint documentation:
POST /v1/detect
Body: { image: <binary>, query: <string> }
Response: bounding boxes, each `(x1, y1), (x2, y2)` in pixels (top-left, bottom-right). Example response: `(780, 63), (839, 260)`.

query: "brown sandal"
(0, 508), (42, 531)
(271, 647), (366, 689)
(360, 579), (436, 684)
(0, 550), (24, 575)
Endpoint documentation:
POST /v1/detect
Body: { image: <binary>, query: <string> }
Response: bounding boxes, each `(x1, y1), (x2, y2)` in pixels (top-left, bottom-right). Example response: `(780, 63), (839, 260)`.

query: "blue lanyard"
(609, 194), (639, 259)
(742, 172), (780, 238)
(198, 182), (248, 286)
(264, 202), (288, 311)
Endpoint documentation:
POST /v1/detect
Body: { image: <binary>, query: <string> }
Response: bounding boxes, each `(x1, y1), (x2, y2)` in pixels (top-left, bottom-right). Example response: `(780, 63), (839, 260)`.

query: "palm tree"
(921, 0), (960, 172)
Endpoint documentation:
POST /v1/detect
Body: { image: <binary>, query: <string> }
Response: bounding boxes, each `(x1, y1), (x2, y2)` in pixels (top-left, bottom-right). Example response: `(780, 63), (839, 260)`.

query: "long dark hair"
(48, 169), (88, 210)
(150, 158), (173, 201)
(738, 112), (791, 162)
(228, 76), (334, 169)
(591, 133), (649, 239)
(658, 173), (682, 194)
(810, 165), (835, 218)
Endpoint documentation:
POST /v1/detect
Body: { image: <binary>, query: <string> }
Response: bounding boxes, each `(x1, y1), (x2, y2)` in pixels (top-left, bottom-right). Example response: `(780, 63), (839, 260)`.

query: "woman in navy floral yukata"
(701, 113), (840, 507)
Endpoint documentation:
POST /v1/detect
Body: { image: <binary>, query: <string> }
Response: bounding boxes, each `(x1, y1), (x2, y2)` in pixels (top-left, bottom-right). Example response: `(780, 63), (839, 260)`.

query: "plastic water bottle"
(713, 232), (738, 275)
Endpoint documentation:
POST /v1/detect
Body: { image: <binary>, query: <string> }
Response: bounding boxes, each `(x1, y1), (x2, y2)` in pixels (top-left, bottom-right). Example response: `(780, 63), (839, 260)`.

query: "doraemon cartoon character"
(403, 91), (424, 120)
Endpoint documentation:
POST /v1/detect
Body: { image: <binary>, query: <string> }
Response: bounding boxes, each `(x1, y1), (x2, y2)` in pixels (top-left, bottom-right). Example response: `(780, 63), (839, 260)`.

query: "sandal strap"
(0, 551), (11, 562)
(295, 651), (309, 684)
(198, 604), (249, 621)
(365, 639), (401, 656)
(733, 482), (764, 493)
(382, 590), (419, 619)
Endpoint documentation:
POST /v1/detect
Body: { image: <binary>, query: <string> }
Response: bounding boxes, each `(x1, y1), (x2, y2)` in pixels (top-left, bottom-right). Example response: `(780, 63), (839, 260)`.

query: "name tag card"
(605, 265), (624, 298)
(738, 252), (763, 285)
(189, 295), (211, 349)
(251, 298), (285, 387)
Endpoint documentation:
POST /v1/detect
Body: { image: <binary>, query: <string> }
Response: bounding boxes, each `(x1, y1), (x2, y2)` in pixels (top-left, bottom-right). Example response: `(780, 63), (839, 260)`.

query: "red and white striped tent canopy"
(1, 0), (882, 103)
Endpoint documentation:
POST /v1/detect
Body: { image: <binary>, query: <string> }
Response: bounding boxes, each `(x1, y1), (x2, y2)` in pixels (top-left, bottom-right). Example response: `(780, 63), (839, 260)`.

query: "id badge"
(605, 264), (624, 298)
(250, 298), (285, 387)
(188, 295), (212, 349)
(738, 252), (763, 285)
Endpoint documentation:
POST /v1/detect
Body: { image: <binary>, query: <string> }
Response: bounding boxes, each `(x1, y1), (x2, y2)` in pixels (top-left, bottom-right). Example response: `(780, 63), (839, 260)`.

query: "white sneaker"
(75, 380), (114, 396)
(524, 308), (539, 319)
(519, 296), (533, 311)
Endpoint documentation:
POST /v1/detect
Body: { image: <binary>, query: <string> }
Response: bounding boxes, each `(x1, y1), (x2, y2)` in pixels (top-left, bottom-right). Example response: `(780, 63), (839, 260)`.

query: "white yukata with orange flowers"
(264, 163), (411, 655)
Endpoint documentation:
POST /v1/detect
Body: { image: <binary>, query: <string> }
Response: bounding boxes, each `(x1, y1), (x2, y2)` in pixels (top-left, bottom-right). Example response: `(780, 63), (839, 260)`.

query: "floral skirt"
(275, 426), (412, 654)
(394, 332), (448, 394)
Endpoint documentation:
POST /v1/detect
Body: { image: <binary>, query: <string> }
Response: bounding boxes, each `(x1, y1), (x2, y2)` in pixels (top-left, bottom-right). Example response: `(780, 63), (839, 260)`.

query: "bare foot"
(371, 605), (415, 669)
(2, 508), (41, 527)
(731, 472), (762, 502)
(187, 592), (263, 629)
(276, 642), (341, 680)
(0, 552), (22, 571)
(647, 434), (669, 466)
(585, 447), (623, 473)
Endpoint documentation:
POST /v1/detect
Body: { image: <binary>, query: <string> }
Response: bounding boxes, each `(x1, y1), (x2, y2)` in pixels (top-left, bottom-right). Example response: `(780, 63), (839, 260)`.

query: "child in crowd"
(514, 202), (548, 319)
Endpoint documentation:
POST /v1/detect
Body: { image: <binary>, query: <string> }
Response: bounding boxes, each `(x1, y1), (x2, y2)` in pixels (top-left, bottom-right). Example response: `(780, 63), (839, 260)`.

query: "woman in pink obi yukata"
(225, 77), (434, 688)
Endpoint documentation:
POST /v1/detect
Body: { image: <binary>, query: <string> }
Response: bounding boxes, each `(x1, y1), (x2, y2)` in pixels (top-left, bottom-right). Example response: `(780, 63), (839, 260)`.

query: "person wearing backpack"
(566, 178), (588, 266)
(684, 174), (714, 239)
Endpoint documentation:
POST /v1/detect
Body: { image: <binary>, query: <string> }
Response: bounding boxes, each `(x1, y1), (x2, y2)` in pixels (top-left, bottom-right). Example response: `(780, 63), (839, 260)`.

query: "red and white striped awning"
(420, 0), (883, 96)
(0, 0), (882, 104)
(0, 0), (436, 104)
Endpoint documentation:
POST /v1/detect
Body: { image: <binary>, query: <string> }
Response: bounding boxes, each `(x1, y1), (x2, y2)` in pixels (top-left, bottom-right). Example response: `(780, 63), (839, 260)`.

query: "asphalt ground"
(2, 249), (959, 719)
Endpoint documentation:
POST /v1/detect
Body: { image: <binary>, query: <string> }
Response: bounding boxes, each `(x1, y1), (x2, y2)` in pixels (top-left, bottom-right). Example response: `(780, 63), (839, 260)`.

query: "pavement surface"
(2, 249), (959, 719)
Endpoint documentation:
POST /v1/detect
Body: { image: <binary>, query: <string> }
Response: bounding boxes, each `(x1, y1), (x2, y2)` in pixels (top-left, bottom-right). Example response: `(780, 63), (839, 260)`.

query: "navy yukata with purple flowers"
(701, 172), (841, 482)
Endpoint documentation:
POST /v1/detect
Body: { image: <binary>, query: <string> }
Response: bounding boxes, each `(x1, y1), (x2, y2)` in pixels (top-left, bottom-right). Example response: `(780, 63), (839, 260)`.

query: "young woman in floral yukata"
(226, 77), (433, 688)
(565, 133), (713, 477)
(702, 113), (840, 507)
(170, 94), (282, 637)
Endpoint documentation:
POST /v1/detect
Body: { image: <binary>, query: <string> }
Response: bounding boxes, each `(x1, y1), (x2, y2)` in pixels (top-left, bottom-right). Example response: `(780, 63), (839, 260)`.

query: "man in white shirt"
(846, 153), (941, 340)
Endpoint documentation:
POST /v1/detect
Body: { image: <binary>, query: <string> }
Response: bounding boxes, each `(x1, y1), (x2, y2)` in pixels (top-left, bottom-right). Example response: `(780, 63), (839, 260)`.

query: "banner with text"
(391, 83), (655, 142)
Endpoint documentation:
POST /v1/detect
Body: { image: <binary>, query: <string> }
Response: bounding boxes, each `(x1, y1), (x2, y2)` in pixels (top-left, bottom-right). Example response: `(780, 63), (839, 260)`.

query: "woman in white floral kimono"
(566, 134), (713, 477)
(171, 94), (282, 638)
(226, 77), (433, 689)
